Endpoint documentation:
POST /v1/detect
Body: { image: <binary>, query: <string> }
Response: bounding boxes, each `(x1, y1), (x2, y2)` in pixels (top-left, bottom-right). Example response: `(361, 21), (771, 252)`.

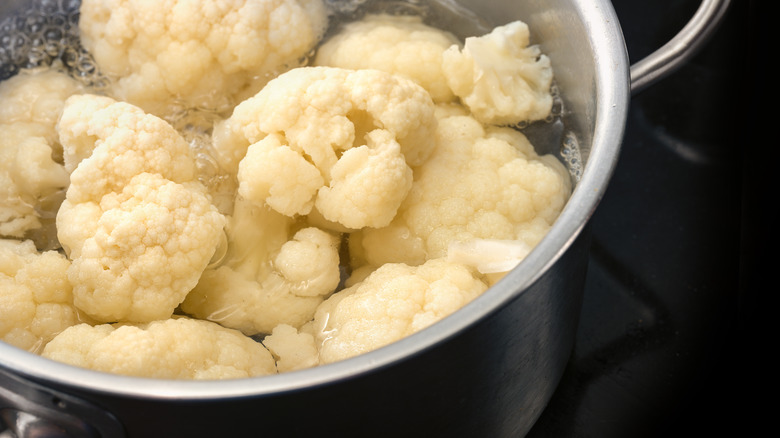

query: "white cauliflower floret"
(216, 66), (435, 229)
(42, 318), (277, 379)
(57, 94), (198, 201)
(0, 70), (84, 242)
(60, 173), (226, 323)
(442, 20), (554, 125)
(351, 111), (571, 272)
(304, 258), (487, 364)
(56, 95), (226, 323)
(263, 323), (319, 372)
(314, 14), (459, 102)
(0, 125), (69, 240)
(0, 239), (89, 353)
(236, 132), (324, 218)
(78, 0), (330, 116)
(0, 69), (85, 155)
(181, 197), (341, 335)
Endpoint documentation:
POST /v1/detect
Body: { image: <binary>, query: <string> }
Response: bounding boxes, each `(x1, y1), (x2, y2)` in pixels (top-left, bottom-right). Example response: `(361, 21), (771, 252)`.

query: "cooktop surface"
(527, 0), (756, 436)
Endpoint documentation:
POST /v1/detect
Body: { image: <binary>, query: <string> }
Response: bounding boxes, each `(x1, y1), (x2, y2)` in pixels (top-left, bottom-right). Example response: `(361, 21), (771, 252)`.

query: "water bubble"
(35, 0), (62, 15)
(61, 0), (82, 15)
(47, 13), (66, 28)
(0, 0), (107, 85)
(560, 131), (583, 181)
(43, 41), (61, 57)
(43, 25), (63, 41)
(24, 13), (47, 34)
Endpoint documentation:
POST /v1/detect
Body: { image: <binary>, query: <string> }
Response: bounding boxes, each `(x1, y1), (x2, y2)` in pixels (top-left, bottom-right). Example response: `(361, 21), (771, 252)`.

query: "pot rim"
(0, 0), (630, 399)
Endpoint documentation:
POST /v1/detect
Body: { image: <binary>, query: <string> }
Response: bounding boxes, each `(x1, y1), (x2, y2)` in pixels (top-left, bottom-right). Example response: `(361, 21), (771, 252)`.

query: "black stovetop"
(527, 1), (757, 436)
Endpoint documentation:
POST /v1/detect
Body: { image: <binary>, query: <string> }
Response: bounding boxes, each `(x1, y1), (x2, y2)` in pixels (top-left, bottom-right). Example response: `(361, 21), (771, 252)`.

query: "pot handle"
(629, 0), (731, 95)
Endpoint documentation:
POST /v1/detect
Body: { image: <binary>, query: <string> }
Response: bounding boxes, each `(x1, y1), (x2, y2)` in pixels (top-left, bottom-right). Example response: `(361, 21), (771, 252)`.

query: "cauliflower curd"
(221, 66), (435, 229)
(181, 197), (342, 335)
(314, 14), (460, 103)
(56, 95), (227, 324)
(350, 110), (570, 273)
(42, 318), (277, 379)
(78, 0), (330, 117)
(1, 239), (90, 353)
(306, 258), (488, 364)
(0, 0), (572, 380)
(0, 70), (84, 245)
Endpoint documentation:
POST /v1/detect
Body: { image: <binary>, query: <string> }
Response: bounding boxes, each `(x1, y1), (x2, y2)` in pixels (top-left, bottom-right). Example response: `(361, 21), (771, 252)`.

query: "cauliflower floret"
(0, 239), (89, 353)
(314, 14), (459, 102)
(60, 173), (226, 323)
(442, 20), (554, 125)
(56, 95), (226, 323)
(0, 70), (84, 243)
(217, 66), (435, 229)
(239, 129), (412, 229)
(0, 125), (69, 240)
(350, 111), (571, 272)
(236, 132), (324, 218)
(262, 323), (319, 372)
(304, 258), (487, 364)
(78, 0), (330, 117)
(181, 197), (341, 335)
(57, 94), (198, 201)
(0, 69), (85, 154)
(42, 318), (277, 379)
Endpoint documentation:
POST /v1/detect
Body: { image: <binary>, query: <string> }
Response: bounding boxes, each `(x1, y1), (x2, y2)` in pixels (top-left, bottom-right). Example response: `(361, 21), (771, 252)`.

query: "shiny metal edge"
(630, 0), (732, 94)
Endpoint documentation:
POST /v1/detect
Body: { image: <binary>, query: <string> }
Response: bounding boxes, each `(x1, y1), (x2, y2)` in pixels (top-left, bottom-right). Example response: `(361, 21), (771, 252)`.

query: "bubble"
(42, 25), (63, 42)
(35, 0), (62, 15)
(23, 12), (47, 34)
(0, 0), (106, 85)
(560, 131), (583, 181)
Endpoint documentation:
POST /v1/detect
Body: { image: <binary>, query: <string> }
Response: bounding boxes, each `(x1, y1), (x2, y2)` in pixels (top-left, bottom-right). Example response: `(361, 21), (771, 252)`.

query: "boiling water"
(0, 0), (582, 249)
(0, 0), (104, 87)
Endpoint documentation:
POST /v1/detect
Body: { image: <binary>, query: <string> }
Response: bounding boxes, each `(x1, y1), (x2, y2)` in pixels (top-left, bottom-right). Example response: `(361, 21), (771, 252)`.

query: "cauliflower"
(56, 94), (198, 199)
(0, 69), (84, 243)
(0, 69), (85, 150)
(215, 66), (436, 229)
(0, 125), (70, 241)
(180, 197), (341, 335)
(0, 239), (89, 353)
(350, 110), (571, 271)
(56, 95), (226, 323)
(315, 16), (554, 126)
(304, 258), (487, 364)
(314, 14), (459, 102)
(0, 4), (573, 378)
(262, 323), (319, 372)
(442, 20), (554, 126)
(78, 0), (330, 117)
(42, 318), (277, 379)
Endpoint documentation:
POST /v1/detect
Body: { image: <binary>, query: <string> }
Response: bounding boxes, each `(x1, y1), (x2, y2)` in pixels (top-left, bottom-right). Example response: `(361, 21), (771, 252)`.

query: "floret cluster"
(1, 0), (570, 379)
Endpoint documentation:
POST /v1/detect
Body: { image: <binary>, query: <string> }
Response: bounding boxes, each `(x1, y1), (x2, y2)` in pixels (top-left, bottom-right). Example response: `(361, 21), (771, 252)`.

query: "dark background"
(528, 0), (758, 436)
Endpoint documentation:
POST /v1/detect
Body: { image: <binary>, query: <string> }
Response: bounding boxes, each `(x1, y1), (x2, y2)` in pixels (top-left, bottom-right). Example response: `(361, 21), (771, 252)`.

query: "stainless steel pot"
(0, 1), (730, 437)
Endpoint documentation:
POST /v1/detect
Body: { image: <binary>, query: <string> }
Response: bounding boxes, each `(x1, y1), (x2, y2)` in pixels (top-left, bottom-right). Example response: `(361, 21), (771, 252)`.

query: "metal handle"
(629, 0), (731, 94)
